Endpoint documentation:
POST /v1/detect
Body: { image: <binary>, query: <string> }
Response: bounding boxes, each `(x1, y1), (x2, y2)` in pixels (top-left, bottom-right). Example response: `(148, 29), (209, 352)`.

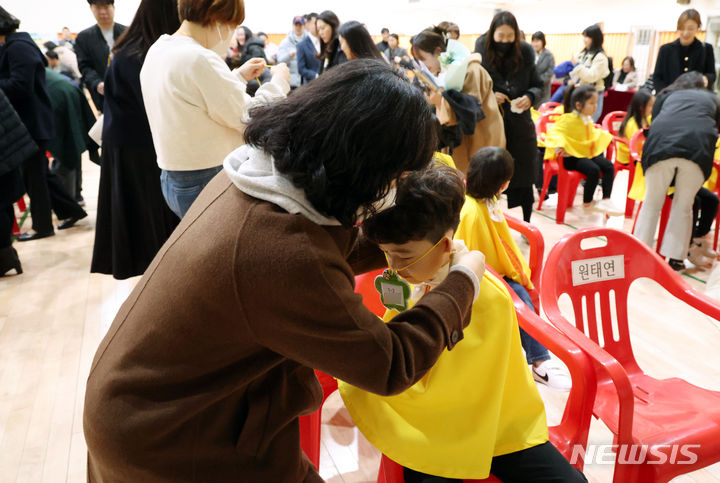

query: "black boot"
(0, 246), (22, 276)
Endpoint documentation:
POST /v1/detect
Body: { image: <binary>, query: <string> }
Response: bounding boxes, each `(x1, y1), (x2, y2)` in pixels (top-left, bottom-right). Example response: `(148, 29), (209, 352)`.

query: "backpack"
(590, 51), (614, 90)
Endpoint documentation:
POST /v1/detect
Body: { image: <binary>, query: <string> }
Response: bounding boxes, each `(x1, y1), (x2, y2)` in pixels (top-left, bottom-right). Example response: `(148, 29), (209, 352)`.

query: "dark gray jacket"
(643, 88), (720, 179)
(533, 49), (555, 108)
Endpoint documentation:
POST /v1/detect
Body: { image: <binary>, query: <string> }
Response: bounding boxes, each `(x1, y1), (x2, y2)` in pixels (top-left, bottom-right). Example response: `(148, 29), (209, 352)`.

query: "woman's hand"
(238, 58), (266, 81)
(555, 147), (566, 158)
(514, 95), (532, 112)
(495, 92), (509, 105)
(271, 63), (290, 84)
(453, 250), (486, 284)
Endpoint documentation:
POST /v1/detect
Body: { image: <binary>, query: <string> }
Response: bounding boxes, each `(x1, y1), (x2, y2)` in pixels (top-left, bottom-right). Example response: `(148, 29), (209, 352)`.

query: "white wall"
(5, 0), (720, 41)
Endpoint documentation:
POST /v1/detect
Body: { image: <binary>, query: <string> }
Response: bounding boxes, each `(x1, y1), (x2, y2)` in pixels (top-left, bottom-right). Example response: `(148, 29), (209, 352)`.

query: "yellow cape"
(455, 196), (533, 290)
(338, 273), (548, 479)
(544, 112), (612, 159)
(433, 152), (457, 169)
(615, 116), (641, 166)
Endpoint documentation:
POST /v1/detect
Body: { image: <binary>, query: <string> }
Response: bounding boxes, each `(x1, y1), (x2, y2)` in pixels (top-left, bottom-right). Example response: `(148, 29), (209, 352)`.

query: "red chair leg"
(12, 215), (20, 237)
(299, 410), (322, 468)
(624, 167), (636, 219)
(537, 165), (553, 211)
(656, 196), (672, 256)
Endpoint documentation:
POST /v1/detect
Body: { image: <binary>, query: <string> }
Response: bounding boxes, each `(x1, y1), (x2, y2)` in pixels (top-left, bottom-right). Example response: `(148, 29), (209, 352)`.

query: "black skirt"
(503, 110), (538, 209)
(91, 144), (179, 280)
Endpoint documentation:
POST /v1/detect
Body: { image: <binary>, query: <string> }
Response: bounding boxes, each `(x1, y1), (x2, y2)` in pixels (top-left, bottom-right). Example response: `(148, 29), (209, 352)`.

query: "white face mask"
(211, 24), (233, 57)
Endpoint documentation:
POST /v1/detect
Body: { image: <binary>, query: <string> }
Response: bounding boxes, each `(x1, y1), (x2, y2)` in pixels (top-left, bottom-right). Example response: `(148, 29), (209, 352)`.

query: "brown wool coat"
(83, 172), (475, 482)
(448, 54), (506, 174)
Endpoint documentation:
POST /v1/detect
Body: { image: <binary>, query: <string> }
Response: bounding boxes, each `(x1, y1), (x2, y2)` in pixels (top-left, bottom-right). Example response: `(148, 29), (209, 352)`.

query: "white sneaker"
(592, 199), (624, 216)
(544, 193), (558, 208)
(532, 360), (572, 392)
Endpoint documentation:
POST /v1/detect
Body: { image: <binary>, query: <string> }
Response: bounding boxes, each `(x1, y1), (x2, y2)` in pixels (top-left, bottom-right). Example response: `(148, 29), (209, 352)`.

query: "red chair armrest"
(505, 214), (545, 291)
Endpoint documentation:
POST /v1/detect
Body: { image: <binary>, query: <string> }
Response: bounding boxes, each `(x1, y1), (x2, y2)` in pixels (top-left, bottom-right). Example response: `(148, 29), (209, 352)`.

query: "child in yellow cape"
(544, 84), (623, 215)
(456, 147), (571, 392)
(339, 166), (587, 482)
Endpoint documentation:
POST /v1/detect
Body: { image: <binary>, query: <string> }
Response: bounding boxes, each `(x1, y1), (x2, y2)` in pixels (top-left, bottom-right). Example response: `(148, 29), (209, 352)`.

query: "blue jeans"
(160, 166), (223, 219)
(504, 277), (550, 364)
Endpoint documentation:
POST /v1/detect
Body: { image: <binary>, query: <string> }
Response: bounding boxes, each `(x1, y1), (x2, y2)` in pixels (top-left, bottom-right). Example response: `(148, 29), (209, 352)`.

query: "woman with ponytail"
(475, 11), (544, 222)
(412, 24), (505, 174)
(315, 10), (347, 73)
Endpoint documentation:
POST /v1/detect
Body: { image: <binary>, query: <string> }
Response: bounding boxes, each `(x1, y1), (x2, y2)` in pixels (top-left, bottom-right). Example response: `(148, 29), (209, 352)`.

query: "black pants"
(0, 203), (13, 249)
(563, 155), (614, 204)
(692, 187), (719, 239)
(404, 441), (587, 483)
(23, 144), (86, 234)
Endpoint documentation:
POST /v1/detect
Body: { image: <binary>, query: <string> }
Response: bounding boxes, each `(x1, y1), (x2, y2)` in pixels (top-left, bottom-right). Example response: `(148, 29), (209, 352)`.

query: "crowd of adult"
(0, 0), (719, 480)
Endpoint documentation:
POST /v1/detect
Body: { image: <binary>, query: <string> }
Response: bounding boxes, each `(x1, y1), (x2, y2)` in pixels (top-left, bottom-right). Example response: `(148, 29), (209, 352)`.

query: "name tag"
(571, 255), (624, 286)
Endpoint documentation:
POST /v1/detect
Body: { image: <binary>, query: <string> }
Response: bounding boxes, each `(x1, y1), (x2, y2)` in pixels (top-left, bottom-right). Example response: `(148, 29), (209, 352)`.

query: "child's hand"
(454, 250), (485, 283)
(555, 148), (566, 158)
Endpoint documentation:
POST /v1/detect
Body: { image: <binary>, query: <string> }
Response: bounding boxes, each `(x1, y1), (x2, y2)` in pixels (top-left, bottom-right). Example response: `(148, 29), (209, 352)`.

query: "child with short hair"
(544, 84), (623, 215)
(339, 166), (586, 482)
(458, 147), (571, 391)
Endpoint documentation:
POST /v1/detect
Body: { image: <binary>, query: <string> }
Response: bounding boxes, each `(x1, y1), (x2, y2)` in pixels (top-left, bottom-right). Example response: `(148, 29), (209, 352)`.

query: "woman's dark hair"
(238, 26), (252, 45)
(619, 89), (652, 138)
(411, 26), (447, 59)
(315, 10), (340, 62)
(660, 71), (706, 95)
(531, 31), (546, 48)
(677, 8), (702, 30)
(563, 83), (598, 113)
(483, 11), (524, 73)
(87, 0), (115, 4)
(177, 0), (244, 27)
(338, 21), (383, 60)
(113, 0), (180, 58)
(467, 147), (515, 200)
(0, 6), (20, 36)
(389, 33), (399, 42)
(581, 24), (604, 54)
(437, 21), (459, 38)
(362, 165), (465, 245)
(244, 60), (438, 228)
(621, 56), (635, 71)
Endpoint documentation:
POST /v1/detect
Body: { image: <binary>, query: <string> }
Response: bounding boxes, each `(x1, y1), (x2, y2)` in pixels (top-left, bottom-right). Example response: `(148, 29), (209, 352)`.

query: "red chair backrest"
(538, 101), (561, 114)
(355, 269), (386, 318)
(536, 111), (562, 137)
(601, 111), (626, 136)
(504, 213), (544, 312)
(628, 129), (645, 163)
(540, 227), (720, 374)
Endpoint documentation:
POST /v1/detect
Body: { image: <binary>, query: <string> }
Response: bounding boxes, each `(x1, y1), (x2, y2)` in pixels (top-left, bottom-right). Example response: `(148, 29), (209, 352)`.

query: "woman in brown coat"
(83, 58), (486, 481)
(412, 25), (506, 174)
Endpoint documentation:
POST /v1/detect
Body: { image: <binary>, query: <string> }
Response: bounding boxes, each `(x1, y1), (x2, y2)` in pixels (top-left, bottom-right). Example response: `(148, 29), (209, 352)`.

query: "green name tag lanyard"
(374, 237), (445, 312)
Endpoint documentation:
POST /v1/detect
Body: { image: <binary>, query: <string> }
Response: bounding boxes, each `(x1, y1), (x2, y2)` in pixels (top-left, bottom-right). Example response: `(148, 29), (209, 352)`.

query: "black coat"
(240, 37), (268, 66)
(318, 40), (347, 74)
(0, 32), (55, 142)
(477, 39), (543, 191)
(643, 88), (720, 179)
(0, 89), (34, 204)
(652, 38), (716, 93)
(75, 23), (127, 111)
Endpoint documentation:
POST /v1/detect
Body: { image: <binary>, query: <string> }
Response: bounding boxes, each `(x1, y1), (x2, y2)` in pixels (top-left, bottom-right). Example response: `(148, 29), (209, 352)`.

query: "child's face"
(380, 234), (453, 285)
(576, 93), (598, 117)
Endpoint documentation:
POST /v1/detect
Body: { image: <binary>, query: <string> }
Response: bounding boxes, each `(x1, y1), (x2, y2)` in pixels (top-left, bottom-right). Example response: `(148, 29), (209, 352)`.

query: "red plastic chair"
(541, 227), (720, 483)
(377, 268), (597, 482)
(298, 370), (339, 468)
(504, 213), (544, 312)
(298, 269), (386, 467)
(12, 196), (27, 237)
(602, 111), (637, 218)
(536, 112), (587, 224)
(538, 101), (562, 114)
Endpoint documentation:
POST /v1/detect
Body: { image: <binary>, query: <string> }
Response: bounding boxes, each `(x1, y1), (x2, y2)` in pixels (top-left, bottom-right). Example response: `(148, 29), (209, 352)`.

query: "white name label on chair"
(571, 255), (625, 286)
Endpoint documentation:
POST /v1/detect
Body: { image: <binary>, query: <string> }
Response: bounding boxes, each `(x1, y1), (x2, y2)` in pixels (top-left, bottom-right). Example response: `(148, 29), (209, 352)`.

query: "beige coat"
(443, 53), (506, 174)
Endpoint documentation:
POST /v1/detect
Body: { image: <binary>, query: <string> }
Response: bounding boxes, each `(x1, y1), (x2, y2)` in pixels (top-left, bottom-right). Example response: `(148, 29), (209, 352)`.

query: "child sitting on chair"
(457, 147), (571, 391)
(544, 84), (623, 216)
(339, 166), (586, 482)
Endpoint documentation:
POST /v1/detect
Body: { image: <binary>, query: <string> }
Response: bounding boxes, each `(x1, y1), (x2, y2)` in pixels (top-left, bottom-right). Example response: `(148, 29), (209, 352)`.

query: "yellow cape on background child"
(543, 112), (612, 160)
(338, 272), (548, 479)
(455, 195), (533, 290)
